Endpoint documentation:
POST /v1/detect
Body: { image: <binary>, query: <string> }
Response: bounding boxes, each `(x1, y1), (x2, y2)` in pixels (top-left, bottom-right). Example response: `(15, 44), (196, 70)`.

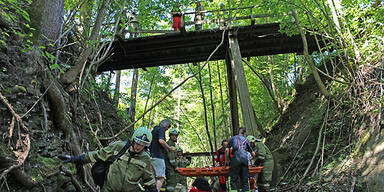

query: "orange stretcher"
(176, 166), (263, 177)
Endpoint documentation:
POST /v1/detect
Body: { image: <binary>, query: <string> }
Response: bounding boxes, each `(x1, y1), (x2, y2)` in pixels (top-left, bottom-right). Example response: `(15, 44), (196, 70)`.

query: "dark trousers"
(229, 159), (249, 191)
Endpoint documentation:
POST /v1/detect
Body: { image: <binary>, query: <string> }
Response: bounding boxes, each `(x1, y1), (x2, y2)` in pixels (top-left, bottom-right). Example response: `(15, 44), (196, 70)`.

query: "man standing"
(247, 135), (274, 192)
(225, 127), (255, 192)
(165, 129), (190, 192)
(150, 119), (175, 192)
(213, 140), (228, 192)
(194, 1), (204, 30)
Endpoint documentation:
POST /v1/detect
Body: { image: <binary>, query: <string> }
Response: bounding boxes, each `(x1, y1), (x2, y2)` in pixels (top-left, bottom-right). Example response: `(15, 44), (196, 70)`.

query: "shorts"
(151, 158), (166, 178)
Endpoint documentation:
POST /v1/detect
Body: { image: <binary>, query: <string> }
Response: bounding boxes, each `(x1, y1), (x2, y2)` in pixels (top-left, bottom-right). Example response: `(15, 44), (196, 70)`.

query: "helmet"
(169, 128), (180, 136)
(131, 127), (152, 147)
(247, 135), (256, 143)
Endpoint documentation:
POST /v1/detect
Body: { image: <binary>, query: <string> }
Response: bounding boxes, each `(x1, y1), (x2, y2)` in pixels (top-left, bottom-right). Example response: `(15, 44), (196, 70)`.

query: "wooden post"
(225, 51), (239, 136)
(228, 31), (259, 136)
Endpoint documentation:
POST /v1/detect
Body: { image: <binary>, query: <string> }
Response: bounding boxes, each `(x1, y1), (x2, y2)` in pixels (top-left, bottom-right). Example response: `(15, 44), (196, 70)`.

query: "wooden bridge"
(97, 23), (320, 71)
(97, 13), (324, 137)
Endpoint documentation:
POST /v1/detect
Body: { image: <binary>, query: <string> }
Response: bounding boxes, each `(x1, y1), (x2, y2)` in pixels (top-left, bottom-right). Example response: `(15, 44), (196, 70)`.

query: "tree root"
(43, 72), (81, 154)
(0, 156), (37, 189)
(42, 72), (97, 191)
(0, 92), (31, 183)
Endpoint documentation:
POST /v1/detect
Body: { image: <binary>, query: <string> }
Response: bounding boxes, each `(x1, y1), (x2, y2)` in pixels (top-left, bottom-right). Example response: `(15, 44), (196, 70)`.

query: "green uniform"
(85, 141), (156, 192)
(253, 141), (274, 191)
(165, 140), (190, 192)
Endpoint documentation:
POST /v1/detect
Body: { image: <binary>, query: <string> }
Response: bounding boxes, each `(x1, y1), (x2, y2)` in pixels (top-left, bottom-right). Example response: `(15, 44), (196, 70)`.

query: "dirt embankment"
(268, 61), (384, 191)
(0, 30), (130, 192)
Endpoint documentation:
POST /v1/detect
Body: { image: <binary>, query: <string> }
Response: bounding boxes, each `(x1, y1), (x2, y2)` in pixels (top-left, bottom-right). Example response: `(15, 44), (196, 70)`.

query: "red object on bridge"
(176, 166), (263, 177)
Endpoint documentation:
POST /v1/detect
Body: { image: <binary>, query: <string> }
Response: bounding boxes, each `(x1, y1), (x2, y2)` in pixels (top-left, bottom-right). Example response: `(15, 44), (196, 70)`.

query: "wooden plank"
(228, 31), (259, 136)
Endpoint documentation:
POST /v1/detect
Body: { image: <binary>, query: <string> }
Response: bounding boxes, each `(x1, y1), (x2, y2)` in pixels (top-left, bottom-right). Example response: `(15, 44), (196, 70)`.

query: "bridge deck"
(98, 23), (320, 72)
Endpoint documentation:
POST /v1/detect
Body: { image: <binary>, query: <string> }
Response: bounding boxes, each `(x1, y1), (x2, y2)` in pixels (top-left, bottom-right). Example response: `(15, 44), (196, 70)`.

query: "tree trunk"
(147, 95), (156, 128)
(225, 54), (239, 136)
(129, 69), (139, 123)
(217, 61), (229, 137)
(29, 0), (65, 45)
(80, 0), (93, 43)
(197, 65), (214, 165)
(268, 56), (280, 108)
(142, 72), (155, 126)
(60, 0), (111, 84)
(113, 70), (121, 106)
(177, 72), (182, 130)
(292, 10), (330, 98)
(208, 63), (217, 151)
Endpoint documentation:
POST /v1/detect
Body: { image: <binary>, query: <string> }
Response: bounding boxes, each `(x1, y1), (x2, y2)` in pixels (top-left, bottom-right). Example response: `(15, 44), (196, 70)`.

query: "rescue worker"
(225, 127), (255, 192)
(171, 4), (183, 31)
(175, 147), (191, 191)
(213, 140), (228, 192)
(150, 119), (175, 192)
(165, 129), (190, 192)
(247, 135), (274, 192)
(58, 127), (157, 192)
(194, 1), (204, 30)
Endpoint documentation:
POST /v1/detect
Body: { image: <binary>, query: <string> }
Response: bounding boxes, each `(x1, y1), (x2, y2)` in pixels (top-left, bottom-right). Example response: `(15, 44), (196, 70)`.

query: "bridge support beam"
(225, 53), (239, 136)
(228, 31), (259, 136)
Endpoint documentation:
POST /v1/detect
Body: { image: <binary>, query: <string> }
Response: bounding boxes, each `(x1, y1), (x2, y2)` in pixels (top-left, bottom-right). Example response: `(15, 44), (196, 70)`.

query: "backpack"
(91, 141), (131, 188)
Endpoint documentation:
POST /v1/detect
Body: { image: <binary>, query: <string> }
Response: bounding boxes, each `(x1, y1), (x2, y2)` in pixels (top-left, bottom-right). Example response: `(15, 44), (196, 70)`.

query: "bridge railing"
(122, 6), (276, 35)
(181, 6), (275, 30)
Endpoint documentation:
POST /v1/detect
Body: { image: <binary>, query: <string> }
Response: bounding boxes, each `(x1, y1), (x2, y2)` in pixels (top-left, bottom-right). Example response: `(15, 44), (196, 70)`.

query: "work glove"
(58, 154), (86, 164)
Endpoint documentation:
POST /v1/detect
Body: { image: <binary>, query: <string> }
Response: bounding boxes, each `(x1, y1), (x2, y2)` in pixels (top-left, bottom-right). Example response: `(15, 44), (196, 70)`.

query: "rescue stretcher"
(176, 166), (263, 177)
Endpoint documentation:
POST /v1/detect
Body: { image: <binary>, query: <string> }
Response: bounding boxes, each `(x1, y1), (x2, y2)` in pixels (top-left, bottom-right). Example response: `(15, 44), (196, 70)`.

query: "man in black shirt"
(150, 119), (175, 191)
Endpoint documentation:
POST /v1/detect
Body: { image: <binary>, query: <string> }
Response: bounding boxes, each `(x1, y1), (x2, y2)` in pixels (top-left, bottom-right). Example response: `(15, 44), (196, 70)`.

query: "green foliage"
(343, 5), (384, 62)
(61, 0), (382, 173)
(0, 0), (33, 50)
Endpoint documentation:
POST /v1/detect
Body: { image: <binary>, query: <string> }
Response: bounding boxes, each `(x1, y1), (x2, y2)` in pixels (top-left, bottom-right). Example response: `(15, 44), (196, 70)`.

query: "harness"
(235, 136), (247, 151)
